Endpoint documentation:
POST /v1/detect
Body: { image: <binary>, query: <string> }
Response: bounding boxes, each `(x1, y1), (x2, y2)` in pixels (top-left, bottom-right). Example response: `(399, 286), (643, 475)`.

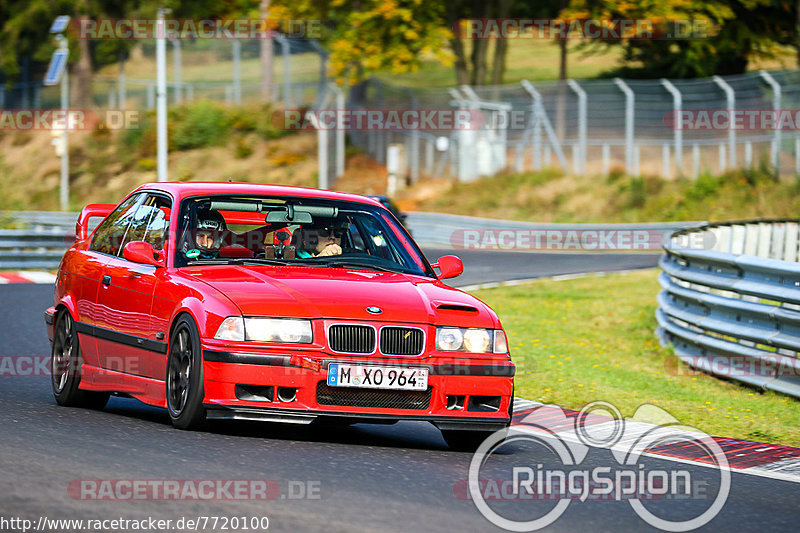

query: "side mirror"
(123, 241), (163, 267)
(76, 203), (116, 241)
(432, 255), (463, 279)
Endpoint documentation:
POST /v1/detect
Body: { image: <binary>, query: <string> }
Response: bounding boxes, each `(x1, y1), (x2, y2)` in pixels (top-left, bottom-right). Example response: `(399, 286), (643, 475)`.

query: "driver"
(296, 224), (344, 258)
(188, 209), (226, 259)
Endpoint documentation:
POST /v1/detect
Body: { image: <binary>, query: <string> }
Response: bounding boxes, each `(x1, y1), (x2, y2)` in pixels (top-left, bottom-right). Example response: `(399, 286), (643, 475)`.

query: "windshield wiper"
(227, 257), (332, 268)
(324, 261), (404, 274)
(224, 258), (291, 266)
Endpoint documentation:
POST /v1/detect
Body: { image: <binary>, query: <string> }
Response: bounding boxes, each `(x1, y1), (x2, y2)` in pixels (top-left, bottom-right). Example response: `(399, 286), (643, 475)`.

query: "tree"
(563, 0), (797, 78)
(277, 0), (453, 85)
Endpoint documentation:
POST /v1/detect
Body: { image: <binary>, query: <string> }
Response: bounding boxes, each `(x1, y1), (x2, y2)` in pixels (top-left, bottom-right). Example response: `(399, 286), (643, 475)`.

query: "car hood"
(182, 265), (498, 327)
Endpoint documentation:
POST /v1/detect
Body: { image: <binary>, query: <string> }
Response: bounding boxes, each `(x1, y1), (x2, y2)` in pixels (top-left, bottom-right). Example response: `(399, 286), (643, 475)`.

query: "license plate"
(327, 364), (428, 391)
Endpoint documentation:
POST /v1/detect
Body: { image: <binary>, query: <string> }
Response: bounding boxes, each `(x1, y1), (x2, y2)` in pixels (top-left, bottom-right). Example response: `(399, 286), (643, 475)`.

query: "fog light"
(277, 387), (297, 403)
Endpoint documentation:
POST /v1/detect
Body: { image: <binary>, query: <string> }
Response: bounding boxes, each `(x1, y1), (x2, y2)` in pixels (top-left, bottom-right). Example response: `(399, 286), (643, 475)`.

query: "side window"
(89, 194), (145, 256)
(143, 202), (171, 251)
(348, 224), (366, 252)
(117, 195), (172, 255)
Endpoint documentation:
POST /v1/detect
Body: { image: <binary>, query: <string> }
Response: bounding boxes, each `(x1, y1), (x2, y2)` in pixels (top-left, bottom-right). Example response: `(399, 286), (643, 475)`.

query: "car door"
(94, 194), (172, 382)
(78, 193), (146, 371)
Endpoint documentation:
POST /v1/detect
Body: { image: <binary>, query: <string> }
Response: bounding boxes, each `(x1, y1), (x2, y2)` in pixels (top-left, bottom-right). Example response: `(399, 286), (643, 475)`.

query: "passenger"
(296, 225), (344, 258)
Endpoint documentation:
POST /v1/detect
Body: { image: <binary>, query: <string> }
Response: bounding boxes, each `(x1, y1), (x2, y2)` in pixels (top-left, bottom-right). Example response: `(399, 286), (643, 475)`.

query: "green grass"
(399, 167), (800, 223)
(470, 269), (800, 446)
(97, 48), (322, 85)
(377, 40), (628, 89)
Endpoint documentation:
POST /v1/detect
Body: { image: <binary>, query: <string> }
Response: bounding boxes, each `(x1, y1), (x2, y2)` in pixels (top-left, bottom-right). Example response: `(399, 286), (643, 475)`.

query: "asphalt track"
(422, 248), (660, 287)
(1, 252), (797, 532)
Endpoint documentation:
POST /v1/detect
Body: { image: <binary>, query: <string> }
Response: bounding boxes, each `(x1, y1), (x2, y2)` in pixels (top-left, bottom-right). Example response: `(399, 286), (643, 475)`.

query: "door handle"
(102, 275), (111, 286)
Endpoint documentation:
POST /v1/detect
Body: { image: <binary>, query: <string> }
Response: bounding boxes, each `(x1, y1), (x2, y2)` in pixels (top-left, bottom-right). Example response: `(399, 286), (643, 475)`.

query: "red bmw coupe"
(45, 182), (514, 449)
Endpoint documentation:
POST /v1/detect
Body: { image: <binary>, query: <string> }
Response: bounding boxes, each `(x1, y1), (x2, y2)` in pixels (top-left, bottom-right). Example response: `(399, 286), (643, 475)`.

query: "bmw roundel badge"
(366, 306), (383, 315)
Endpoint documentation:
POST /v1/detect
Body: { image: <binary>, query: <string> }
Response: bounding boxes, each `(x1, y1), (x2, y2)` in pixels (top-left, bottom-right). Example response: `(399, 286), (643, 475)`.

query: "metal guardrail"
(657, 220), (800, 398)
(406, 212), (703, 252)
(3, 211), (79, 229)
(0, 210), (705, 269)
(0, 212), (78, 270)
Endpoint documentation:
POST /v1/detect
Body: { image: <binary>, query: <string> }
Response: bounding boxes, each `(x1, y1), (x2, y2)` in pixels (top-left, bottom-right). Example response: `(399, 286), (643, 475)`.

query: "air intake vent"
(328, 325), (376, 354)
(434, 301), (478, 313)
(316, 382), (432, 410)
(380, 327), (424, 356)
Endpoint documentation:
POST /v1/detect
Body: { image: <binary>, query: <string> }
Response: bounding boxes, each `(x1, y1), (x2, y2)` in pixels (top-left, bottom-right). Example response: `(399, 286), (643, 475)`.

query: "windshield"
(174, 195), (433, 277)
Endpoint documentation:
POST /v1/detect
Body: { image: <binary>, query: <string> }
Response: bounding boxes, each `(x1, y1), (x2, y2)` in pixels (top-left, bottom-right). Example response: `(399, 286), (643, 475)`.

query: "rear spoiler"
(76, 203), (115, 241)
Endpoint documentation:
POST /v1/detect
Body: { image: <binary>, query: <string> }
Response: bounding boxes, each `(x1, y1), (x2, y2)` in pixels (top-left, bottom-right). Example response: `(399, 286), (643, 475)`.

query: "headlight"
(215, 316), (245, 341)
(436, 327), (506, 353)
(463, 328), (491, 352)
(436, 327), (464, 351)
(244, 318), (313, 343)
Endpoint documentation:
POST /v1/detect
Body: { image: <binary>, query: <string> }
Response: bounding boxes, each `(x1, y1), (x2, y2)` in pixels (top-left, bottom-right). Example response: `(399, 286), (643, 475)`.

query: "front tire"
(166, 316), (206, 430)
(51, 310), (109, 409)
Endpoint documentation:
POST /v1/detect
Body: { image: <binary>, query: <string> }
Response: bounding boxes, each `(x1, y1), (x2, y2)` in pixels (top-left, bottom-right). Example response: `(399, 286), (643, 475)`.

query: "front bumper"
(201, 345), (514, 429)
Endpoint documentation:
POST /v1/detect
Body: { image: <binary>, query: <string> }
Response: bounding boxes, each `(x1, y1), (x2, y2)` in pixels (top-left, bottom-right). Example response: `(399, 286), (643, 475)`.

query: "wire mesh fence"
(6, 38), (800, 187)
(343, 70), (800, 184)
(2, 37), (328, 111)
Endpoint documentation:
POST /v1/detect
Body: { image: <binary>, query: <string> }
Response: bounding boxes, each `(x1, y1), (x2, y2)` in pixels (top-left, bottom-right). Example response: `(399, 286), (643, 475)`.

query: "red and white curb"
(512, 398), (800, 484)
(0, 271), (56, 284)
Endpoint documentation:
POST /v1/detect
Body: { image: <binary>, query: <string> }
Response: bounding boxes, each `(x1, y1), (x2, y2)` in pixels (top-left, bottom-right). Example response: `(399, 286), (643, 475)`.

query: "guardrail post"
(614, 78), (635, 175)
(331, 83), (346, 179)
(172, 39), (182, 104)
(796, 136), (800, 175)
(521, 80), (568, 172)
(147, 83), (155, 110)
(661, 79), (682, 176)
(712, 75), (736, 168)
(425, 138), (434, 175)
(759, 70), (782, 175)
(603, 144), (611, 175)
(692, 143), (700, 178)
(662, 144), (669, 178)
(745, 141), (753, 168)
(117, 58), (126, 109)
(567, 79), (587, 175)
(448, 88), (474, 181)
(718, 143), (726, 173)
(520, 81), (543, 170)
(274, 34), (292, 109)
(232, 40), (242, 105)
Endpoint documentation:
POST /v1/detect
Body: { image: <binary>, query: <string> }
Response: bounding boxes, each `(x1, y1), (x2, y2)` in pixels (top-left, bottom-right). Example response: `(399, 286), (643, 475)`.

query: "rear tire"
(166, 316), (206, 430)
(51, 311), (109, 409)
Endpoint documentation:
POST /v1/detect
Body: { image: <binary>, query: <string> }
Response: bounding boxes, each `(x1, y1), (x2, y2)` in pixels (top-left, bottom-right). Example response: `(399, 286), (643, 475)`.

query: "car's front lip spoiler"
(203, 404), (510, 431)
